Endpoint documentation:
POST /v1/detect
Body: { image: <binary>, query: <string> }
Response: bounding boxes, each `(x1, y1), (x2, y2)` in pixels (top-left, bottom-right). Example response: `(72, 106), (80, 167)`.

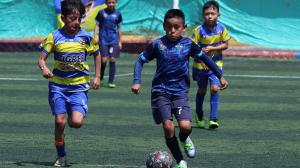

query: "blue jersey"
(39, 29), (99, 92)
(95, 9), (122, 45)
(192, 22), (230, 76)
(133, 36), (223, 95)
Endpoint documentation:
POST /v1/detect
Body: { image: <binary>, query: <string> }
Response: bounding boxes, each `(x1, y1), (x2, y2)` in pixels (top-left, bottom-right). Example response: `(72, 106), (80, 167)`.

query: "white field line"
(0, 161), (144, 168)
(0, 73), (300, 81)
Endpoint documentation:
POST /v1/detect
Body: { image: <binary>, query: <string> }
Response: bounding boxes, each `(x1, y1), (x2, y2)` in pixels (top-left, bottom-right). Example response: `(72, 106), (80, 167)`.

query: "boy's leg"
(100, 45), (109, 81)
(68, 91), (88, 128)
(151, 92), (184, 164)
(55, 114), (67, 158)
(209, 75), (221, 129)
(54, 114), (67, 167)
(100, 57), (108, 81)
(195, 77), (208, 121)
(108, 57), (116, 87)
(49, 90), (67, 164)
(107, 44), (120, 87)
(172, 94), (195, 158)
(163, 120), (184, 164)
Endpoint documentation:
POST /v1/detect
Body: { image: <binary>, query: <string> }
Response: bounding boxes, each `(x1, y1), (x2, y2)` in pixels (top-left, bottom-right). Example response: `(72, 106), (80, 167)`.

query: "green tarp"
(0, 0), (299, 50)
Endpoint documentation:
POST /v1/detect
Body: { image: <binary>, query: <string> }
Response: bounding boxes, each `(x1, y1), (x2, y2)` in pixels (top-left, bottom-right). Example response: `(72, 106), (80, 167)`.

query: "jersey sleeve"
(95, 11), (103, 24)
(39, 33), (54, 55)
(192, 27), (201, 44)
(190, 40), (202, 58)
(221, 27), (231, 42)
(86, 36), (100, 56)
(117, 12), (123, 25)
(140, 41), (156, 62)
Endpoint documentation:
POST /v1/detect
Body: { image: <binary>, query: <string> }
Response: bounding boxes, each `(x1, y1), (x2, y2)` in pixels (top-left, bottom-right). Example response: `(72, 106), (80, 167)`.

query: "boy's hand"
(91, 77), (100, 90)
(41, 67), (53, 79)
(219, 76), (228, 90)
(202, 46), (213, 54)
(131, 84), (141, 94)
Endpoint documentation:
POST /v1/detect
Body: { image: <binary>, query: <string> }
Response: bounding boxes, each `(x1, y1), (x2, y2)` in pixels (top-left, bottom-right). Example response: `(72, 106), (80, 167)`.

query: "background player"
(192, 0), (231, 129)
(38, 0), (100, 166)
(94, 0), (122, 88)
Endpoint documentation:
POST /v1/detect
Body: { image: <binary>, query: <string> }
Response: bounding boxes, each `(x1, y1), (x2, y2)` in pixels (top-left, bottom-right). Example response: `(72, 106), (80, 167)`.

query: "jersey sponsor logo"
(61, 53), (85, 63)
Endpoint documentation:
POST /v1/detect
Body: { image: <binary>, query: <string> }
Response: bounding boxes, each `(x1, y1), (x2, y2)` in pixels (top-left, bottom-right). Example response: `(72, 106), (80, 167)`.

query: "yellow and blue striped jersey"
(192, 22), (230, 71)
(39, 28), (99, 92)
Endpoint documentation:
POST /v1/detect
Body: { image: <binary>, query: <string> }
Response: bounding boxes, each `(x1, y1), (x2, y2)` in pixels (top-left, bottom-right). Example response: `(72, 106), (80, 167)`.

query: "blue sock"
(196, 93), (205, 119)
(210, 93), (219, 120)
(55, 141), (66, 157)
(109, 62), (116, 83)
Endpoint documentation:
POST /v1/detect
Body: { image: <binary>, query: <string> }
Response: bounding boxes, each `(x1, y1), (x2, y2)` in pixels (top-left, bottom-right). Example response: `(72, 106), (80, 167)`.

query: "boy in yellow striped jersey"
(192, 0), (230, 129)
(38, 0), (101, 166)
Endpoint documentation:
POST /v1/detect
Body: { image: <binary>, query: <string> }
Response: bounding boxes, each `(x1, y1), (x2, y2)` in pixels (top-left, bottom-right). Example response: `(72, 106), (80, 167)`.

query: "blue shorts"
(48, 90), (88, 117)
(196, 74), (220, 88)
(100, 44), (120, 58)
(151, 92), (192, 124)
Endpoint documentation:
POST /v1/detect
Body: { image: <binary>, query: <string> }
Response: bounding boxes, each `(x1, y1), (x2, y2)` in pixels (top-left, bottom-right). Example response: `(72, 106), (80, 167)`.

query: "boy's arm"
(38, 52), (53, 79)
(93, 23), (99, 44)
(131, 56), (145, 94)
(91, 52), (101, 90)
(202, 42), (228, 53)
(118, 27), (122, 49)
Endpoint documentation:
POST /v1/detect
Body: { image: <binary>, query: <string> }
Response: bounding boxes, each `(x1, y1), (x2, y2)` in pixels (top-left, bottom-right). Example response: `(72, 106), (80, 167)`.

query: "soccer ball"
(146, 151), (175, 168)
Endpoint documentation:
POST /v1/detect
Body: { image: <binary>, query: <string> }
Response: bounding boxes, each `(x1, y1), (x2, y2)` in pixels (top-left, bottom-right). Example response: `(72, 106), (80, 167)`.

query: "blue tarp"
(0, 0), (299, 50)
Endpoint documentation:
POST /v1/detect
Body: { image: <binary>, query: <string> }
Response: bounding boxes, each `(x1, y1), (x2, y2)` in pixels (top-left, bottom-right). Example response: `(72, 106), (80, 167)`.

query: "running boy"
(38, 0), (100, 166)
(131, 9), (228, 168)
(193, 0), (231, 129)
(94, 0), (122, 88)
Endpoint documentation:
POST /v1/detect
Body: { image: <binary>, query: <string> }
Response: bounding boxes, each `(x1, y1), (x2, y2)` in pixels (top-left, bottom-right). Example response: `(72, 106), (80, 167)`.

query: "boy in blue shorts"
(38, 0), (100, 166)
(192, 0), (231, 129)
(94, 0), (122, 88)
(131, 9), (228, 168)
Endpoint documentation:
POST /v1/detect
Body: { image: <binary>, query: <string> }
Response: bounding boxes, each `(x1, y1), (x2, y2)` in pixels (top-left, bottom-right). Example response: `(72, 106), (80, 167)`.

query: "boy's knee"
(110, 57), (116, 62)
(55, 117), (66, 126)
(210, 85), (219, 93)
(197, 88), (207, 94)
(69, 120), (83, 128)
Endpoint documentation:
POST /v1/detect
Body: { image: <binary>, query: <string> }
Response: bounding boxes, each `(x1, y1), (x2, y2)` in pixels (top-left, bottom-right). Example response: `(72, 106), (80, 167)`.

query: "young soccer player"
(94, 0), (122, 88)
(192, 0), (231, 129)
(131, 9), (228, 168)
(38, 0), (100, 166)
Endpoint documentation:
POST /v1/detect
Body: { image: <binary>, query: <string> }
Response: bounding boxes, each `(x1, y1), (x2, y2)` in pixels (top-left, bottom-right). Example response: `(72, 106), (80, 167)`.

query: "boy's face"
(61, 10), (81, 35)
(203, 6), (220, 27)
(106, 0), (117, 10)
(163, 17), (186, 42)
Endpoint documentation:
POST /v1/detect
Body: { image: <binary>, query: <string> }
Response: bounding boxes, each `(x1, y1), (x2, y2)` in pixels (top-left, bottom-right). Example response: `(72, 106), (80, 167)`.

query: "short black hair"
(61, 0), (85, 18)
(202, 0), (219, 13)
(164, 9), (185, 25)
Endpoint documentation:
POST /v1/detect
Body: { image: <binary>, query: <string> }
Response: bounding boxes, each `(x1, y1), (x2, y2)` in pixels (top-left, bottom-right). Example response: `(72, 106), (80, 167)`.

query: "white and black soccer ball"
(146, 151), (175, 168)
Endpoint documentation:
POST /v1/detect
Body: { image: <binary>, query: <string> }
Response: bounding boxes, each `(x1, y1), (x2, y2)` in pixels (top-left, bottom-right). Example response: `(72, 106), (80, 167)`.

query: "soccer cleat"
(53, 156), (67, 167)
(107, 83), (116, 88)
(208, 119), (219, 129)
(182, 136), (195, 158)
(195, 118), (205, 129)
(176, 160), (187, 168)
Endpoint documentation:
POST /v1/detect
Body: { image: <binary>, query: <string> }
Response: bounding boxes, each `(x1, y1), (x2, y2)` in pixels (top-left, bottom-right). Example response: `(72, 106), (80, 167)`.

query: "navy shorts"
(48, 90), (88, 117)
(100, 44), (120, 58)
(151, 92), (192, 124)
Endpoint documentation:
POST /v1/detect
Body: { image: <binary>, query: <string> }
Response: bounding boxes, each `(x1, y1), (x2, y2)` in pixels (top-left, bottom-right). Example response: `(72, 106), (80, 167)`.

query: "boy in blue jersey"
(131, 9), (228, 168)
(38, 0), (101, 166)
(192, 0), (231, 129)
(94, 0), (122, 88)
